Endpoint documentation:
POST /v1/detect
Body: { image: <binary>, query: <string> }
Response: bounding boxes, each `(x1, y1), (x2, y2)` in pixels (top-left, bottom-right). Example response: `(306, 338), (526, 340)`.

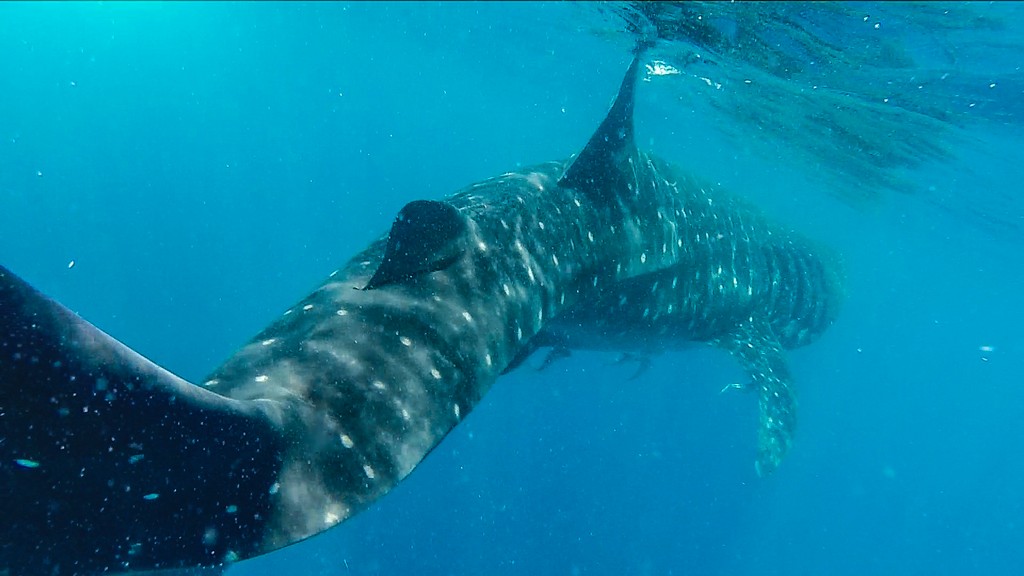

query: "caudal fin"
(0, 265), (281, 574)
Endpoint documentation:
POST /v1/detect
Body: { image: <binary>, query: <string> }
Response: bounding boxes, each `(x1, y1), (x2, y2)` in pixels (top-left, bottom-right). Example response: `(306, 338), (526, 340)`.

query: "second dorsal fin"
(364, 200), (468, 290)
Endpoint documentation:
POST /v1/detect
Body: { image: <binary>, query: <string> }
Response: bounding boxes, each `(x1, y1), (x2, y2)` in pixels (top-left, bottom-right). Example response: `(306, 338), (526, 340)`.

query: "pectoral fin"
(611, 351), (655, 381)
(537, 346), (572, 372)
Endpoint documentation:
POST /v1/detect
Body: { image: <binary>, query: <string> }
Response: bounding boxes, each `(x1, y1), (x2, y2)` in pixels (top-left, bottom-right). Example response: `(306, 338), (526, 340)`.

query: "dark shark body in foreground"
(0, 52), (840, 574)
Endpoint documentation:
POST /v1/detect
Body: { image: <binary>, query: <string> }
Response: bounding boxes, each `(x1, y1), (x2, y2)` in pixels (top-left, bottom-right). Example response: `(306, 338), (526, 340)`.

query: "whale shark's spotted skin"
(0, 52), (840, 575)
(531, 167), (843, 473)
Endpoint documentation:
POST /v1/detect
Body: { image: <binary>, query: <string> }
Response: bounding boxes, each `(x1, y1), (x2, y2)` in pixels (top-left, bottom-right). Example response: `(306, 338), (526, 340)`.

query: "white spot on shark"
(340, 434), (355, 449)
(324, 508), (340, 525)
(254, 375), (269, 383)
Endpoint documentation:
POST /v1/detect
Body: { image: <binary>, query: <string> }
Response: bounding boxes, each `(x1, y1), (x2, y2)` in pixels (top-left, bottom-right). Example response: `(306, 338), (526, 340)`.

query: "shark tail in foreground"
(0, 265), (283, 573)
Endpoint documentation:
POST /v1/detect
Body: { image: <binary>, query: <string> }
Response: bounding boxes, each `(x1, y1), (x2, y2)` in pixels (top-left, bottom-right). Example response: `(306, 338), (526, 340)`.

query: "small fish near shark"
(0, 46), (842, 575)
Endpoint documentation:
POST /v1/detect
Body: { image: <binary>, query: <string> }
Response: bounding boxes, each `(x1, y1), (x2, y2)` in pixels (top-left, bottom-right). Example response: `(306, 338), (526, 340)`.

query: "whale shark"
(0, 47), (841, 574)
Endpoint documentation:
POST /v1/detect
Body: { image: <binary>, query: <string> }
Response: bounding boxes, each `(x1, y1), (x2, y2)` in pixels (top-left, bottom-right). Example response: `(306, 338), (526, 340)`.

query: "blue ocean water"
(1, 2), (1023, 575)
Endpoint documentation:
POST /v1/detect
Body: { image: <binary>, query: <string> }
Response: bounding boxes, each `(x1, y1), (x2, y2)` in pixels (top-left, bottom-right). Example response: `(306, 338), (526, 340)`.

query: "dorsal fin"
(558, 51), (645, 196)
(364, 200), (468, 290)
